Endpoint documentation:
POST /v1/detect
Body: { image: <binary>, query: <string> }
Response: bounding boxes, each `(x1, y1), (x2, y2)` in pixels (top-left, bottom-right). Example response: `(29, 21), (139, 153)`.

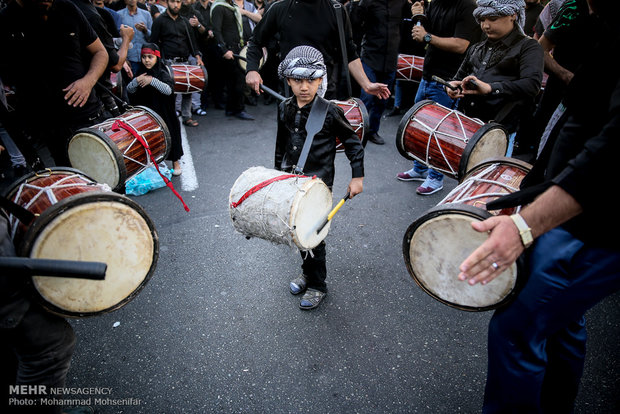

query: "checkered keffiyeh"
(278, 46), (327, 81)
(473, 0), (526, 29)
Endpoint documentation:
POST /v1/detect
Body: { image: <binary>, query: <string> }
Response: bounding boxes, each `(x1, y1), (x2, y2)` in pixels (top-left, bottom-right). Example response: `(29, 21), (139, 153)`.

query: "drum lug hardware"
(35, 168), (53, 177)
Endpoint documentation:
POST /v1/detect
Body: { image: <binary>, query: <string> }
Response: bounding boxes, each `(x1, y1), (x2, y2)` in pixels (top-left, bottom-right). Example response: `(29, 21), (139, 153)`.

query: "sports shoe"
(289, 275), (307, 295)
(416, 177), (444, 195)
(396, 168), (427, 182)
(299, 288), (326, 310)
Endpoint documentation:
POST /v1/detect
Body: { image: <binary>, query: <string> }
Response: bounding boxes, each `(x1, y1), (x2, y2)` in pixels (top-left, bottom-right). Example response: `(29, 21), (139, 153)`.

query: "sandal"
(194, 108), (207, 116)
(183, 118), (199, 127)
(289, 274), (308, 295)
(299, 288), (326, 310)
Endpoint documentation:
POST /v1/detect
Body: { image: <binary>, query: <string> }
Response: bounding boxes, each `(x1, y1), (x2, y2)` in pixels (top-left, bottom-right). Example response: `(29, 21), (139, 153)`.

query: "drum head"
(22, 192), (158, 317)
(290, 179), (333, 250)
(403, 204), (518, 311)
(460, 123), (508, 180)
(68, 129), (125, 192)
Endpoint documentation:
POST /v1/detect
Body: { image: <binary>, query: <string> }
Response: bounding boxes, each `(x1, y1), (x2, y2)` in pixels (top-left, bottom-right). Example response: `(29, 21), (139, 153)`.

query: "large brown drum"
(402, 157), (531, 311)
(332, 97), (368, 151)
(170, 63), (208, 94)
(68, 106), (171, 193)
(4, 168), (159, 318)
(396, 100), (508, 180)
(396, 54), (424, 81)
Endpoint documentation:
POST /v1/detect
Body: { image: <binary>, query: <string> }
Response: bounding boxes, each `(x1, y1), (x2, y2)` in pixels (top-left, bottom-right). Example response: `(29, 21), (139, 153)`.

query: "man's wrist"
(510, 213), (534, 248)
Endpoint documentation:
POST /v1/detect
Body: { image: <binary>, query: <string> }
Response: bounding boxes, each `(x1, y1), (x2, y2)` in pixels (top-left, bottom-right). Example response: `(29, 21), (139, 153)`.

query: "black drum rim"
(460, 156), (533, 182)
(20, 191), (159, 318)
(395, 99), (434, 161)
(458, 122), (508, 181)
(351, 96), (370, 148)
(402, 203), (520, 312)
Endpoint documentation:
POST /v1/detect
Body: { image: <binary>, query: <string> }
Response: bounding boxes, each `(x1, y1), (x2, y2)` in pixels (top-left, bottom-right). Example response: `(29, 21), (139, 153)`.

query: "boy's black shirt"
(275, 96), (364, 187)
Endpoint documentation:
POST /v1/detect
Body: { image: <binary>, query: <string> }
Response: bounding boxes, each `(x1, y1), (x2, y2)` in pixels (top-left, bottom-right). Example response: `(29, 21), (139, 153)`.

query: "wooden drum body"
(4, 168), (159, 317)
(396, 54), (424, 81)
(402, 158), (531, 311)
(68, 106), (171, 193)
(396, 100), (508, 180)
(229, 166), (333, 250)
(332, 97), (368, 151)
(170, 63), (208, 94)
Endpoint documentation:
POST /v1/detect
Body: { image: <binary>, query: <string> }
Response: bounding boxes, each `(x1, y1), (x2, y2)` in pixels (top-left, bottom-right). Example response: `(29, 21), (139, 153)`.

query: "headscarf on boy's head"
(278, 46), (328, 98)
(473, 0), (526, 30)
(138, 42), (173, 87)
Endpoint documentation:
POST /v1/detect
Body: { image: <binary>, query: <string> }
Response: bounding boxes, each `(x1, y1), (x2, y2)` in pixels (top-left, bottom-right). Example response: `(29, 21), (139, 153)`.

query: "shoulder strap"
(294, 97), (330, 174)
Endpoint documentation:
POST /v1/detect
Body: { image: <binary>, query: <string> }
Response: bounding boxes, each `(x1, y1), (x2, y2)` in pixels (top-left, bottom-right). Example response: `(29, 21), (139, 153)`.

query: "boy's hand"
(347, 177), (364, 198)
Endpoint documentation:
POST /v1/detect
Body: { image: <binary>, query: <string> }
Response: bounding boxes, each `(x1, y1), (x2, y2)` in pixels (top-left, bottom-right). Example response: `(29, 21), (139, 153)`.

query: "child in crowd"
(275, 46), (364, 310)
(127, 42), (184, 176)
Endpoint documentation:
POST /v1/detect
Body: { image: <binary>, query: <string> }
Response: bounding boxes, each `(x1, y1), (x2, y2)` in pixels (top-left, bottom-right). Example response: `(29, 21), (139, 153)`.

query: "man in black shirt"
(0, 0), (109, 166)
(244, 0), (390, 100)
(151, 0), (204, 126)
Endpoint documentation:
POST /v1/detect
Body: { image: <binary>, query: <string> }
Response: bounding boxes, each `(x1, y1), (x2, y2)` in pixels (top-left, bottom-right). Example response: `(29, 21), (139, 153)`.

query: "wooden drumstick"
(316, 193), (350, 234)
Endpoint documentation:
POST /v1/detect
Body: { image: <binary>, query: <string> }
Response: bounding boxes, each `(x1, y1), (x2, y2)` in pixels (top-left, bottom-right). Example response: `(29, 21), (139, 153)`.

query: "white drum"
(229, 166), (333, 250)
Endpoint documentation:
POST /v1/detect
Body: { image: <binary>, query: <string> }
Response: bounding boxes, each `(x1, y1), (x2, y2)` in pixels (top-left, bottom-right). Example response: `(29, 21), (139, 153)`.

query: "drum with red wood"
(332, 97), (368, 151)
(68, 106), (171, 193)
(396, 100), (509, 180)
(169, 63), (208, 94)
(396, 54), (424, 81)
(3, 168), (159, 318)
(402, 157), (531, 311)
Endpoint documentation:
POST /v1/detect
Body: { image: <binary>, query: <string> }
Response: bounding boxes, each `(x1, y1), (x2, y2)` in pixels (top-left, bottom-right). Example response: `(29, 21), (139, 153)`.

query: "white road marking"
(179, 120), (199, 191)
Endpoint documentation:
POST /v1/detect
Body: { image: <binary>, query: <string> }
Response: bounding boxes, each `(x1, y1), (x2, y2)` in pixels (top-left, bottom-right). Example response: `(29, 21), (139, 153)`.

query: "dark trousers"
(359, 61), (395, 134)
(221, 57), (245, 114)
(2, 305), (76, 414)
(483, 227), (620, 413)
(300, 241), (327, 293)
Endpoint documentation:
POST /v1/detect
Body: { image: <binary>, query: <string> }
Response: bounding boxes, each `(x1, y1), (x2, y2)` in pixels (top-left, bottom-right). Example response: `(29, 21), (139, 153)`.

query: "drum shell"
(402, 157), (531, 311)
(3, 168), (159, 318)
(396, 54), (424, 81)
(170, 64), (208, 94)
(396, 100), (508, 180)
(68, 106), (171, 193)
(332, 97), (369, 151)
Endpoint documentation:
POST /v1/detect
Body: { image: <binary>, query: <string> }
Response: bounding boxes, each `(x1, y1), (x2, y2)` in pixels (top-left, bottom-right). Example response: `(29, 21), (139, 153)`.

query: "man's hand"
(134, 22), (148, 33)
(246, 70), (263, 95)
(119, 24), (135, 41)
(347, 177), (364, 198)
(364, 82), (390, 99)
(223, 50), (234, 60)
(410, 1), (424, 15)
(63, 77), (96, 107)
(196, 55), (204, 66)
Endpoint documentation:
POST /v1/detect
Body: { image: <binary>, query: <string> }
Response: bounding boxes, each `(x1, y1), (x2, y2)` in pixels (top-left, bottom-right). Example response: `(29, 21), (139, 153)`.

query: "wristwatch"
(423, 33), (432, 44)
(510, 214), (533, 248)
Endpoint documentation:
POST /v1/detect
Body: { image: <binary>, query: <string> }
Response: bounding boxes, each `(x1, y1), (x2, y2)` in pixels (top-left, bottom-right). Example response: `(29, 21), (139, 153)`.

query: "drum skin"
(402, 157), (531, 311)
(4, 168), (159, 318)
(237, 46), (268, 71)
(170, 64), (208, 94)
(396, 100), (508, 180)
(68, 106), (171, 193)
(332, 97), (369, 151)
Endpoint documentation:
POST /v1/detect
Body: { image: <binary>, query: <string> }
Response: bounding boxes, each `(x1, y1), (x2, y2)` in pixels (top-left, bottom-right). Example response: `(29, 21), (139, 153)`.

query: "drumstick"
(431, 75), (460, 91)
(316, 193), (350, 234)
(260, 84), (286, 102)
(0, 257), (107, 280)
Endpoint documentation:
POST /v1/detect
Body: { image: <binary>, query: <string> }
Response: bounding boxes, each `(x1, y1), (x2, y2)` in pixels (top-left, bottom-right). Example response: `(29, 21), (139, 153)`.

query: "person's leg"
(483, 228), (620, 413)
(298, 241), (327, 309)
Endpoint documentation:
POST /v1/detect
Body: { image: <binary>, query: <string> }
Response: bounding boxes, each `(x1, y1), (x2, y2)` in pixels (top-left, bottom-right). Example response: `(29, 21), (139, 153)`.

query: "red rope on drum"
(111, 119), (190, 212)
(230, 174), (313, 209)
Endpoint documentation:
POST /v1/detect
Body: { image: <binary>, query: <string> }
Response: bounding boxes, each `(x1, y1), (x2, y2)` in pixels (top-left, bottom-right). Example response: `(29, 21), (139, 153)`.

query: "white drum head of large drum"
(464, 127), (508, 175)
(408, 213), (517, 310)
(30, 200), (155, 315)
(68, 132), (122, 190)
(290, 179), (332, 249)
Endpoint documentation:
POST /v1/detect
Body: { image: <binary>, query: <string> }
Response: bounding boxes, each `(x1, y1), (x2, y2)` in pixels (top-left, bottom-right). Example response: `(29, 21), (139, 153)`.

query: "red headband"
(141, 48), (161, 58)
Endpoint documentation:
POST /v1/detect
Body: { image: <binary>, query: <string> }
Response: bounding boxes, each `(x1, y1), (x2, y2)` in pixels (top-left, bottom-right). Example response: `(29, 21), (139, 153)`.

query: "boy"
(275, 46), (364, 310)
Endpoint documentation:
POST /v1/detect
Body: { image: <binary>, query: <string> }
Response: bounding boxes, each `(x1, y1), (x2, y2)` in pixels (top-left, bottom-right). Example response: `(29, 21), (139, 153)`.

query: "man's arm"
(347, 58), (390, 99)
(63, 37), (108, 107)
(109, 24), (135, 73)
(539, 34), (573, 85)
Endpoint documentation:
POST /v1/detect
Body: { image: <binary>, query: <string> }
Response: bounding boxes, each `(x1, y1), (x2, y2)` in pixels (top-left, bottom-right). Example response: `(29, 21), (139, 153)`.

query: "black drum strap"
(293, 97), (330, 175)
(0, 196), (35, 226)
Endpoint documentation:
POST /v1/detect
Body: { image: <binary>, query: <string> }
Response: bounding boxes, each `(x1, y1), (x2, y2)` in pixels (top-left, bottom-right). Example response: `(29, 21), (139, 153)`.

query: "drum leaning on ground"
(396, 54), (424, 81)
(402, 157), (532, 311)
(68, 106), (171, 193)
(229, 166), (333, 250)
(170, 63), (208, 94)
(4, 168), (159, 318)
(396, 100), (508, 180)
(332, 97), (369, 151)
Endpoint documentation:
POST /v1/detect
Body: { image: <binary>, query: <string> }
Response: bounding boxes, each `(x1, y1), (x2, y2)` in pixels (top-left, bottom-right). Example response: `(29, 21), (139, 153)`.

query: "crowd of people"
(1, 0), (620, 413)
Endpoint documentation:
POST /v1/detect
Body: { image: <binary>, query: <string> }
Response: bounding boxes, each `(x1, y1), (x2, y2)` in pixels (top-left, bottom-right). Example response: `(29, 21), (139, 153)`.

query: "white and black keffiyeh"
(473, 0), (526, 29)
(278, 46), (327, 80)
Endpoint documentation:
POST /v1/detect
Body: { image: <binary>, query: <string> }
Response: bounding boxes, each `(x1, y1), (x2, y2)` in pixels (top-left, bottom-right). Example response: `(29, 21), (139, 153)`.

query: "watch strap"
(510, 213), (533, 248)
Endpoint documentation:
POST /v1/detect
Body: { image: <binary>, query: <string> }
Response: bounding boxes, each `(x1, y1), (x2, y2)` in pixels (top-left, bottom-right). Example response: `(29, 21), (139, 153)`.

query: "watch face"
(424, 34), (431, 43)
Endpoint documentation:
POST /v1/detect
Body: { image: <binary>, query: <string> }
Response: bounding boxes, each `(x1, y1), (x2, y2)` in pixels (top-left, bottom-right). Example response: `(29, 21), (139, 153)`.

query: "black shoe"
(383, 107), (401, 118)
(233, 111), (255, 121)
(368, 132), (385, 145)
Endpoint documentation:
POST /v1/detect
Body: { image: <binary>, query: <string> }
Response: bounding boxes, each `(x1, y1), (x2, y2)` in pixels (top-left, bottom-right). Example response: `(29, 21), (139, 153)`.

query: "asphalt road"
(4, 96), (618, 413)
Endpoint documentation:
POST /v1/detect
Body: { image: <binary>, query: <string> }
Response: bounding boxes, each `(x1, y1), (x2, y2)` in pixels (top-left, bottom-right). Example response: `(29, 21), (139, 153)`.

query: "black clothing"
(150, 11), (201, 60)
(454, 27), (543, 131)
(275, 96), (364, 187)
(349, 0), (405, 73)
(524, 2), (544, 37)
(421, 0), (480, 81)
(211, 2), (247, 54)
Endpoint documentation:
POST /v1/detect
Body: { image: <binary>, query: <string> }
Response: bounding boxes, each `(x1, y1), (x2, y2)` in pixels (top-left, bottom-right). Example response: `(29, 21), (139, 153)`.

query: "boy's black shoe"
(368, 132), (385, 145)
